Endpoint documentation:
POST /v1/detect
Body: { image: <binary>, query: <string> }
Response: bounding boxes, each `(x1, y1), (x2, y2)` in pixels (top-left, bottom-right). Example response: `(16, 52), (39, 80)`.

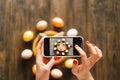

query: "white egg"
(21, 49), (33, 59)
(36, 20), (48, 31)
(67, 28), (78, 36)
(51, 69), (63, 79)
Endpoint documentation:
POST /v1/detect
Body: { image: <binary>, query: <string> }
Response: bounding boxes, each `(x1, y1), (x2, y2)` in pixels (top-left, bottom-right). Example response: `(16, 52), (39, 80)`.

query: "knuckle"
(80, 53), (86, 57)
(98, 54), (103, 58)
(92, 52), (98, 56)
(44, 67), (50, 72)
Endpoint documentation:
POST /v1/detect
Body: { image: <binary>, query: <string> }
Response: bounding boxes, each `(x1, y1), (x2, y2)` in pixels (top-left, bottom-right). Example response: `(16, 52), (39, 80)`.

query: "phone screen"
(43, 36), (83, 57)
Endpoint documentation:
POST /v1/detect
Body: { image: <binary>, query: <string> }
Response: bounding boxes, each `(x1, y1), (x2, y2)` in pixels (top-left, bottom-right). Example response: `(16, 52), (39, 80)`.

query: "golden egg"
(52, 17), (64, 28)
(32, 64), (36, 75)
(23, 30), (34, 42)
(64, 58), (74, 69)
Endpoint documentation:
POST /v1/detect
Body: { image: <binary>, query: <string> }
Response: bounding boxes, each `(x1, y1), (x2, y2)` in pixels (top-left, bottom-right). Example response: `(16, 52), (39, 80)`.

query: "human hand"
(36, 39), (58, 80)
(72, 41), (102, 80)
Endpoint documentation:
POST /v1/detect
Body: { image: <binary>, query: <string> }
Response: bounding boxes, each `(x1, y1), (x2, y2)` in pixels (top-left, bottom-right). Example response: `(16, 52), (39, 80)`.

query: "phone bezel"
(43, 36), (84, 57)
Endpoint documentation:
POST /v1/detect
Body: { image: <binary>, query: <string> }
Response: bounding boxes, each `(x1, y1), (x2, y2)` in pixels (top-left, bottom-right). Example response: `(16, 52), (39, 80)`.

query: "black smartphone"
(43, 36), (83, 57)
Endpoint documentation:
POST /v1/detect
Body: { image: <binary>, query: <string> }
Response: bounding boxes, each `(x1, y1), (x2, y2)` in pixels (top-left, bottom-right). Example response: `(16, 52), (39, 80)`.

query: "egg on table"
(32, 64), (36, 75)
(67, 28), (78, 36)
(51, 68), (63, 79)
(36, 20), (48, 31)
(64, 58), (74, 69)
(21, 49), (33, 59)
(52, 17), (64, 28)
(23, 30), (34, 42)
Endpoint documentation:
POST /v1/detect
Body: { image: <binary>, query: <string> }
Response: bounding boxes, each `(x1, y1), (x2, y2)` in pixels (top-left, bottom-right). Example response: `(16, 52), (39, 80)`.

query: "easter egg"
(21, 49), (33, 59)
(32, 64), (36, 75)
(36, 20), (48, 31)
(64, 58), (74, 69)
(23, 30), (34, 42)
(52, 17), (64, 28)
(51, 69), (63, 79)
(67, 28), (78, 36)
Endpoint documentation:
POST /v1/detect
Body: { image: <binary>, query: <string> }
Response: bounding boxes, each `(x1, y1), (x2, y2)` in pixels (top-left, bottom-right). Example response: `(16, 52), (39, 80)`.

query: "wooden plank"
(87, 0), (120, 80)
(0, 0), (120, 80)
(0, 0), (12, 80)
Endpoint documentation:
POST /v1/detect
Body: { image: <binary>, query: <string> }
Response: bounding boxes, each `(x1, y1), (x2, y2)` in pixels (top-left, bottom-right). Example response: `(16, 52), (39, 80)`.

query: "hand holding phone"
(43, 36), (83, 57)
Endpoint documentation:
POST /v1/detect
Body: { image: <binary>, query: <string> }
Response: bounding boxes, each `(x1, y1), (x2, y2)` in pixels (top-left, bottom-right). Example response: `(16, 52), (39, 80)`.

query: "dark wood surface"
(0, 0), (120, 80)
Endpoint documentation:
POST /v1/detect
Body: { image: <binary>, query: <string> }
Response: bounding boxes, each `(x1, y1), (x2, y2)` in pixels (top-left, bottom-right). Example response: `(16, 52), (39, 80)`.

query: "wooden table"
(0, 0), (120, 80)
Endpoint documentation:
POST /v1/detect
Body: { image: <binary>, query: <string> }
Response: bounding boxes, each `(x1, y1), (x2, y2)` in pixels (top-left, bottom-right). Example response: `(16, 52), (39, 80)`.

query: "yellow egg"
(32, 64), (36, 75)
(64, 58), (74, 69)
(36, 20), (48, 31)
(23, 30), (34, 42)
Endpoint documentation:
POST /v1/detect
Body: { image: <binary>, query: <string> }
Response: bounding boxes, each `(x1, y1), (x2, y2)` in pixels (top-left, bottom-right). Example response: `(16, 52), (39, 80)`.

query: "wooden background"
(0, 0), (120, 80)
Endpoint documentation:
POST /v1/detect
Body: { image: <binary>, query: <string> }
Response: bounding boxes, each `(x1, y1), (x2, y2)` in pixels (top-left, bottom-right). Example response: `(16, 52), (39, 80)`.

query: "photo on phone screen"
(43, 36), (83, 57)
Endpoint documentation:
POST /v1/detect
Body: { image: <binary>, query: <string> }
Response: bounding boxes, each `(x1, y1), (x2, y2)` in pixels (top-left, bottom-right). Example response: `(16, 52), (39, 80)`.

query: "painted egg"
(32, 64), (36, 75)
(36, 20), (48, 31)
(21, 49), (33, 59)
(67, 28), (78, 36)
(51, 69), (63, 79)
(23, 30), (34, 42)
(64, 58), (74, 69)
(52, 17), (64, 28)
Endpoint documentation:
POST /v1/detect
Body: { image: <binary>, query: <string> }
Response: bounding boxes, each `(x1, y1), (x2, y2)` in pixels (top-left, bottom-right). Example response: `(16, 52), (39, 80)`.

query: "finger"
(72, 59), (79, 75)
(86, 41), (97, 58)
(94, 46), (103, 61)
(36, 38), (43, 50)
(75, 45), (87, 63)
(47, 56), (58, 69)
(36, 38), (44, 63)
(87, 56), (97, 67)
(73, 59), (79, 68)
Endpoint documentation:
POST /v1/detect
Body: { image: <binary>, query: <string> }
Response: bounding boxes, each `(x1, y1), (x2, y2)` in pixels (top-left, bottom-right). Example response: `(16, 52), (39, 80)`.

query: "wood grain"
(0, 0), (120, 80)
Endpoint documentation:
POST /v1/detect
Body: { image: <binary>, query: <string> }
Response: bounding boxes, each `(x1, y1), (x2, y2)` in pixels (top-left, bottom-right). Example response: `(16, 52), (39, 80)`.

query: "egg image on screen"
(50, 37), (73, 56)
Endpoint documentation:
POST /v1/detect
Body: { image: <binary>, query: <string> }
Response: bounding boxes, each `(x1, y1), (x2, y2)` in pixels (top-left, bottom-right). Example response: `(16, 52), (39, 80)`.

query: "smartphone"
(43, 36), (83, 57)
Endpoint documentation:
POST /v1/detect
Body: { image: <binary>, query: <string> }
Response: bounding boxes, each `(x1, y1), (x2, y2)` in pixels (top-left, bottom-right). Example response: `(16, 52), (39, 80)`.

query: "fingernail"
(75, 45), (79, 47)
(73, 59), (77, 64)
(86, 41), (90, 44)
(54, 56), (58, 60)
